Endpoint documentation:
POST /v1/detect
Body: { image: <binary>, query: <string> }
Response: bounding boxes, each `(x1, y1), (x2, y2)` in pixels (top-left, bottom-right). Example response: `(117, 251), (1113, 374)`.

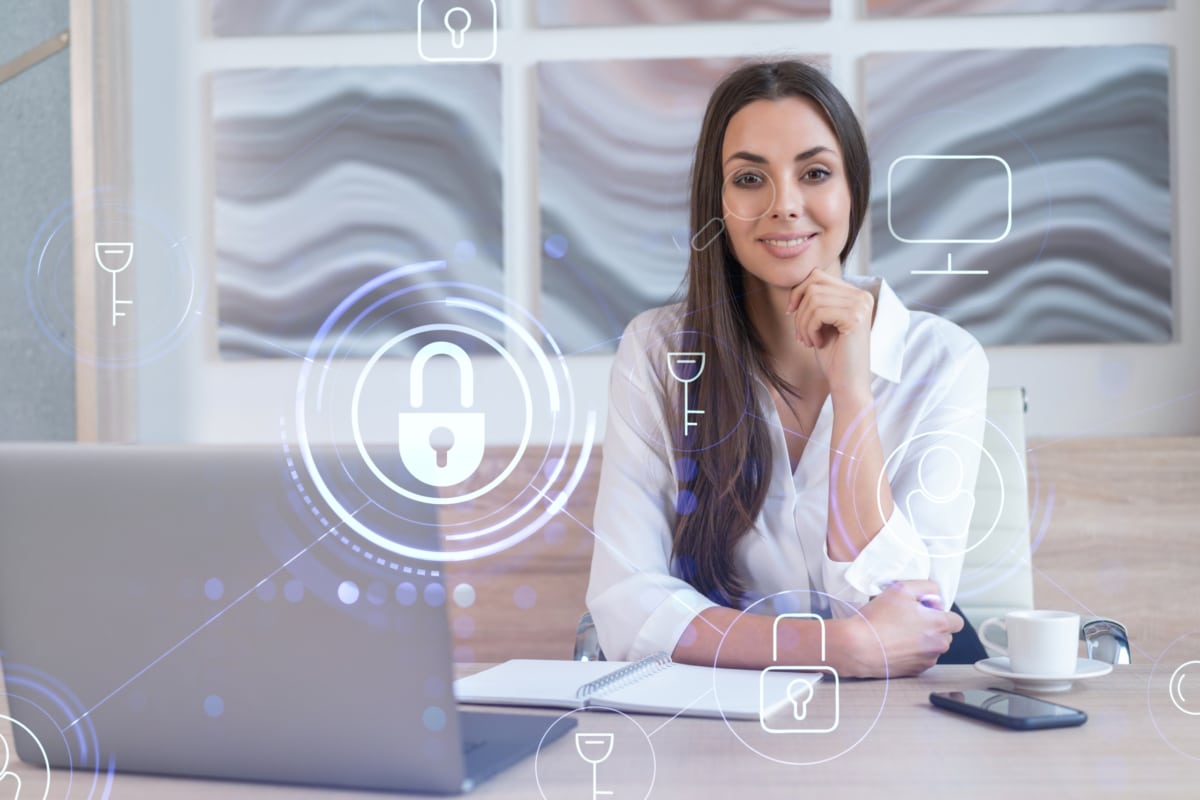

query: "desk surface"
(2, 664), (1198, 799)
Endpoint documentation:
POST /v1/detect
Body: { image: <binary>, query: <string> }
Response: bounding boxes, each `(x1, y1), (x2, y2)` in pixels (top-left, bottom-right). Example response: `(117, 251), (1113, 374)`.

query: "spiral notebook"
(454, 653), (823, 720)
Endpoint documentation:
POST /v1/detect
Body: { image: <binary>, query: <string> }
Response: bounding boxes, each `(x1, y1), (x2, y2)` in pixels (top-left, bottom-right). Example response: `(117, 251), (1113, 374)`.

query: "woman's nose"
(769, 180), (802, 219)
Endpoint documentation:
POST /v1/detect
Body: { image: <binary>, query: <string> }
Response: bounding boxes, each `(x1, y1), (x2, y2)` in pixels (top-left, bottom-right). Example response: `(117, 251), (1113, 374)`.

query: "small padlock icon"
(759, 612), (840, 734)
(398, 341), (486, 487)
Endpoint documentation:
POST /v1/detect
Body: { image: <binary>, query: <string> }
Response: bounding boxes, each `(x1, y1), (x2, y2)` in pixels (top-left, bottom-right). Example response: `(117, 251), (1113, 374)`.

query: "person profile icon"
(904, 445), (975, 540)
(0, 732), (22, 799)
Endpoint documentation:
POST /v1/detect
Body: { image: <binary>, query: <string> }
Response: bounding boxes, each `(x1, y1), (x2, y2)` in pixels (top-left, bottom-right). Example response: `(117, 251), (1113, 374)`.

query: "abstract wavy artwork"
(864, 46), (1172, 344)
(212, 65), (502, 359)
(866, 0), (1165, 15)
(537, 0), (827, 27)
(212, 0), (502, 37)
(538, 57), (766, 354)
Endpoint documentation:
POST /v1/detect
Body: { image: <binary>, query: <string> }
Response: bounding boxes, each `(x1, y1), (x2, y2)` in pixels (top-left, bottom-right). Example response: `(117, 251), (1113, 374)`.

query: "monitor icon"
(887, 154), (1012, 276)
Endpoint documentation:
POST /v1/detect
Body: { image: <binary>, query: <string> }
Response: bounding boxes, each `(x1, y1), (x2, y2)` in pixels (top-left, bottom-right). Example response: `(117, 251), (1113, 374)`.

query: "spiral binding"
(575, 651), (672, 701)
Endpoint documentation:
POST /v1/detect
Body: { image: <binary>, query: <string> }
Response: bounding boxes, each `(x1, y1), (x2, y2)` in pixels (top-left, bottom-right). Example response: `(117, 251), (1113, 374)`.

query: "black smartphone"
(929, 688), (1088, 730)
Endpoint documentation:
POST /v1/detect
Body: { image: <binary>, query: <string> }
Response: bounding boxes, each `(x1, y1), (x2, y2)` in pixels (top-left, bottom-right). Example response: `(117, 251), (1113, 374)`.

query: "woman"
(586, 60), (988, 678)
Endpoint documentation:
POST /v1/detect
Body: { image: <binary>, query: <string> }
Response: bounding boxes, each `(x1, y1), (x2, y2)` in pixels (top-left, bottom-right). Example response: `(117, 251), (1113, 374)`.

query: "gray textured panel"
(867, 0), (1165, 14)
(213, 66), (503, 359)
(0, 0), (75, 441)
(865, 46), (1172, 345)
(212, 0), (501, 36)
(537, 0), (828, 27)
(538, 58), (749, 354)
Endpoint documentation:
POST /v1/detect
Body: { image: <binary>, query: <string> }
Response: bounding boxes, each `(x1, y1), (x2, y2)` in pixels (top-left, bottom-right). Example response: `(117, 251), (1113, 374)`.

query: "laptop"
(0, 444), (572, 794)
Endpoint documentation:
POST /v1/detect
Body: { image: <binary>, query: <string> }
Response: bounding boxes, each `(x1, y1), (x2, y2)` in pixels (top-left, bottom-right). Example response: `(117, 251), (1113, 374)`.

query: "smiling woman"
(586, 60), (990, 678)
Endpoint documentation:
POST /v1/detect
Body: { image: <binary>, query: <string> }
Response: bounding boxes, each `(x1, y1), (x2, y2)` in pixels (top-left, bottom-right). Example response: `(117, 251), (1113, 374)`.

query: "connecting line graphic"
(645, 688), (715, 739)
(63, 502), (371, 731)
(223, 324), (331, 366)
(1031, 565), (1151, 663)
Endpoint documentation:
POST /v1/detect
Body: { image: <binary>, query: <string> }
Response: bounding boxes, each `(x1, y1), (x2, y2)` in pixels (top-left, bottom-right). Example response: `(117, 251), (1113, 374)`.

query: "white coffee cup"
(977, 610), (1081, 676)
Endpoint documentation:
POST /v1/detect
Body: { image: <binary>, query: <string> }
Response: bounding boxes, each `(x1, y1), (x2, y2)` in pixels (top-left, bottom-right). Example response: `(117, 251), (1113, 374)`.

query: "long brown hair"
(668, 60), (871, 605)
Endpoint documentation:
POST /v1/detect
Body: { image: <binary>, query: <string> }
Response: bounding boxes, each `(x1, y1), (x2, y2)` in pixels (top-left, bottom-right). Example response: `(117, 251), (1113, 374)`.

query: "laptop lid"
(0, 444), (562, 794)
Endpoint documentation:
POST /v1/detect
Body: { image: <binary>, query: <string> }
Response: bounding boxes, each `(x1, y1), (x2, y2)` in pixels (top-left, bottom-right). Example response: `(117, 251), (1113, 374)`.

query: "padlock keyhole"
(429, 426), (455, 468)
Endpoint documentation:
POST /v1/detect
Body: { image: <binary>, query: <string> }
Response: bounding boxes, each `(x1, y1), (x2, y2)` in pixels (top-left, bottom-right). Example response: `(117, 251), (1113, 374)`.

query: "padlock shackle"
(772, 612), (826, 663)
(411, 341), (474, 409)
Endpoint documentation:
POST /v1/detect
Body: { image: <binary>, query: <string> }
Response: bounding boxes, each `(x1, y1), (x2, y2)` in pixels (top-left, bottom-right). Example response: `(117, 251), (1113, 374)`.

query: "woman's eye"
(732, 172), (765, 188)
(804, 167), (832, 182)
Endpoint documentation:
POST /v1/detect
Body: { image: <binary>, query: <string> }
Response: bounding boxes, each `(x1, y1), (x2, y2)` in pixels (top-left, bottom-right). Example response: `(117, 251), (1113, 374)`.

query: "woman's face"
(719, 96), (852, 293)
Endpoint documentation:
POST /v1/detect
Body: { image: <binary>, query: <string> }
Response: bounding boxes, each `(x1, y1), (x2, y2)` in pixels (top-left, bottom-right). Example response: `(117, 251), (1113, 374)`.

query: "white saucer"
(974, 657), (1113, 692)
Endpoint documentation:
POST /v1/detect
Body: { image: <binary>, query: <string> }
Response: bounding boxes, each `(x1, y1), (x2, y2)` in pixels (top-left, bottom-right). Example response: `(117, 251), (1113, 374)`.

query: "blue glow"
(676, 489), (698, 515)
(204, 578), (224, 601)
(204, 695), (224, 718)
(337, 580), (360, 605)
(544, 234), (569, 259)
(424, 582), (446, 607)
(422, 706), (447, 733)
(396, 582), (417, 606)
(283, 579), (305, 603)
(676, 457), (698, 481)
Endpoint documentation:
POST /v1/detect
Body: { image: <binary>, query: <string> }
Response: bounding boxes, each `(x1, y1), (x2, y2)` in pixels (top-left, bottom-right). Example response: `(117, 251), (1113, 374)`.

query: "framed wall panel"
(212, 65), (503, 359)
(212, 0), (502, 37)
(537, 57), (747, 354)
(866, 0), (1166, 16)
(864, 46), (1172, 345)
(536, 0), (827, 29)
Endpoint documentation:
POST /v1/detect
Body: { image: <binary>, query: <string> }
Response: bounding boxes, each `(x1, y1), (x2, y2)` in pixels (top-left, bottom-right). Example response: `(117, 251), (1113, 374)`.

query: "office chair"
(575, 387), (1129, 664)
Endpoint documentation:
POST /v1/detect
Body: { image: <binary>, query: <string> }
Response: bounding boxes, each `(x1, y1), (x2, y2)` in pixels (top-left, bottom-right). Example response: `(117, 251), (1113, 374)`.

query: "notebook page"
(596, 662), (823, 720)
(455, 659), (640, 709)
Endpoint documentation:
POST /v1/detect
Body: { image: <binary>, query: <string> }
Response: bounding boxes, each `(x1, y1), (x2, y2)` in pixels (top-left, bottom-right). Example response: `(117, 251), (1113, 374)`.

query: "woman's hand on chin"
(786, 269), (874, 399)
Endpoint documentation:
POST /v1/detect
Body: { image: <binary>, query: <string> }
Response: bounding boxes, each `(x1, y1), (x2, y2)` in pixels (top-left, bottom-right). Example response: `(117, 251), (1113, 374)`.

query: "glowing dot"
(676, 457), (698, 481)
(543, 521), (567, 545)
(396, 582), (417, 606)
(454, 239), (477, 261)
(367, 581), (388, 606)
(284, 579), (305, 603)
(676, 489), (698, 515)
(678, 624), (699, 647)
(514, 585), (537, 610)
(424, 582), (446, 607)
(422, 706), (447, 732)
(542, 457), (562, 481)
(453, 615), (475, 639)
(453, 583), (476, 608)
(454, 645), (476, 663)
(204, 695), (224, 718)
(544, 234), (569, 259)
(338, 580), (360, 605)
(204, 578), (224, 601)
(255, 580), (277, 602)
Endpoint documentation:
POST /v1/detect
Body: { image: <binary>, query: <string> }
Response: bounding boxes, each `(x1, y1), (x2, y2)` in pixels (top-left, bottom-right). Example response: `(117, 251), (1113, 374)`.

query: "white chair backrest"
(955, 387), (1034, 630)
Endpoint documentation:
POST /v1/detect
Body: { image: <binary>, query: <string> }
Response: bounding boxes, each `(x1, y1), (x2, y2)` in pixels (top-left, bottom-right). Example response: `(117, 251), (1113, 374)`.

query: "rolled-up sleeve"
(822, 331), (989, 613)
(586, 317), (718, 661)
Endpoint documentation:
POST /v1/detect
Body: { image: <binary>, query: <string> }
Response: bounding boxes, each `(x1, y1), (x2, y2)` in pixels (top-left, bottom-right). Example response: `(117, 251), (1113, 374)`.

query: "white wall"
(129, 0), (1200, 444)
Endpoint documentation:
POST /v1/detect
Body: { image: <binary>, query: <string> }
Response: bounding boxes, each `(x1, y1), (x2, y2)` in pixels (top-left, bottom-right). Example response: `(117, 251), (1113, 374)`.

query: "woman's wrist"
(827, 616), (877, 679)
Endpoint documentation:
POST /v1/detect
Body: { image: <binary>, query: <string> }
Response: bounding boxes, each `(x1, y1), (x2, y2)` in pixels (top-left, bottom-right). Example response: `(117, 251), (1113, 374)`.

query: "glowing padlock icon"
(398, 342), (486, 488)
(759, 612), (839, 734)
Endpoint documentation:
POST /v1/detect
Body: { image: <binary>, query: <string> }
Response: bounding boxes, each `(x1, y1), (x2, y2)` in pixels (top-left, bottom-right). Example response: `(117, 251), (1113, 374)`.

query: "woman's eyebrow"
(723, 145), (835, 166)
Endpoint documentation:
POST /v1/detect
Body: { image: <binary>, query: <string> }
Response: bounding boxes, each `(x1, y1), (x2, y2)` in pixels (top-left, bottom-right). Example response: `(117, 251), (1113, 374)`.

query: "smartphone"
(929, 688), (1087, 730)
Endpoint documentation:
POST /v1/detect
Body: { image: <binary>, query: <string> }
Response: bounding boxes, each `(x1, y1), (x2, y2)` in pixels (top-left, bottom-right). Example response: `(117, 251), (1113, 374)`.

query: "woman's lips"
(759, 233), (817, 259)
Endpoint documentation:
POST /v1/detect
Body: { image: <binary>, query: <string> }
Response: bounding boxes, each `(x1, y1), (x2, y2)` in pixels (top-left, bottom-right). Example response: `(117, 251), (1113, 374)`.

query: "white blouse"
(586, 276), (989, 662)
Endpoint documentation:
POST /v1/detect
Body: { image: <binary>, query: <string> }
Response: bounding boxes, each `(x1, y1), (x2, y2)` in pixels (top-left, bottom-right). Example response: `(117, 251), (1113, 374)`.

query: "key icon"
(95, 242), (134, 326)
(667, 352), (706, 437)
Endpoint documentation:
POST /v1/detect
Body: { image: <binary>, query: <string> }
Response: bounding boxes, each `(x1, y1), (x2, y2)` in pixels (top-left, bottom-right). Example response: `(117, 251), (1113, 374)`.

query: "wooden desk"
(3, 664), (1197, 798)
